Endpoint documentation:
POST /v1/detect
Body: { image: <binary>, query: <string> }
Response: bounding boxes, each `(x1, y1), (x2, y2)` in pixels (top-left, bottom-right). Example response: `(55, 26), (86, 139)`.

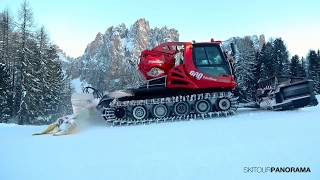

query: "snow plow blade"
(257, 76), (318, 110)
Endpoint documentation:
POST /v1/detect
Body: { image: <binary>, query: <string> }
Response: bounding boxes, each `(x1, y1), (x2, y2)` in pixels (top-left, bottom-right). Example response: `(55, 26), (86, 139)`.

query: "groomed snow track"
(102, 91), (238, 126)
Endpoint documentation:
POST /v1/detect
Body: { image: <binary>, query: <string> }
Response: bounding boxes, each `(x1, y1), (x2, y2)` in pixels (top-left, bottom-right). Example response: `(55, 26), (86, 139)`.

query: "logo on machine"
(189, 70), (203, 80)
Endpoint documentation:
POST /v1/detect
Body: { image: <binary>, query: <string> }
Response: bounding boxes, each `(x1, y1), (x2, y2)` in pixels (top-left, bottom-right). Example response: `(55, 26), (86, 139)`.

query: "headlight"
(147, 67), (165, 77)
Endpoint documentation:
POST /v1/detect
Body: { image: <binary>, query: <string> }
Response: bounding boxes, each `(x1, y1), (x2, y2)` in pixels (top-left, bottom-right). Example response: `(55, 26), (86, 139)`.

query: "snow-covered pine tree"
(0, 9), (15, 119)
(17, 0), (36, 124)
(260, 42), (275, 79)
(33, 26), (48, 118)
(290, 55), (299, 76)
(234, 36), (257, 100)
(43, 45), (66, 120)
(0, 11), (6, 64)
(255, 47), (264, 78)
(0, 63), (11, 122)
(301, 57), (307, 76)
(307, 50), (320, 94)
(0, 9), (12, 65)
(57, 50), (73, 116)
(24, 39), (44, 124)
(59, 74), (73, 116)
(273, 38), (290, 76)
(0, 1), (73, 124)
(290, 55), (306, 78)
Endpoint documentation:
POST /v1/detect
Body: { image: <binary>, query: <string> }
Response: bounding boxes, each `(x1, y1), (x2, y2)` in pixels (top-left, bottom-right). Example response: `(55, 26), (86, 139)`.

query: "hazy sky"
(1, 0), (319, 58)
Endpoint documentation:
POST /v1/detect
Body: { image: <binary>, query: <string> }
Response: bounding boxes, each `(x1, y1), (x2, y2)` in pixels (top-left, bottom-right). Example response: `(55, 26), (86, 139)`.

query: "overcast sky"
(1, 0), (319, 58)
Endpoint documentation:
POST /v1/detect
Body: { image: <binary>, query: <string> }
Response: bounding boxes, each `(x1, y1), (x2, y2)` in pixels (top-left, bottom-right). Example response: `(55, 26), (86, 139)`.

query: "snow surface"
(0, 97), (319, 180)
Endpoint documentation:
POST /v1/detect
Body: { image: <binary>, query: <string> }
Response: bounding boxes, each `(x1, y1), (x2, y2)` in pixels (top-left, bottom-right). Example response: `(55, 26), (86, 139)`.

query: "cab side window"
(193, 45), (231, 77)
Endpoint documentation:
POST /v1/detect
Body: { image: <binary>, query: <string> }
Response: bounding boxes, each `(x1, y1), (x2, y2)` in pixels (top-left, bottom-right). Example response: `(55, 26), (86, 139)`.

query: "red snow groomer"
(95, 40), (318, 126)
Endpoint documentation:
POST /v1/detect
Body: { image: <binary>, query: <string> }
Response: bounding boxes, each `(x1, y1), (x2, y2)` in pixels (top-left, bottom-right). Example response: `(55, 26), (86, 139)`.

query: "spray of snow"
(70, 93), (105, 132)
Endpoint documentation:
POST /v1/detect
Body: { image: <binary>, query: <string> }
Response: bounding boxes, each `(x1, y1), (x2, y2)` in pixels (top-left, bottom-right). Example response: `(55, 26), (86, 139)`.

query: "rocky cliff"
(70, 18), (179, 91)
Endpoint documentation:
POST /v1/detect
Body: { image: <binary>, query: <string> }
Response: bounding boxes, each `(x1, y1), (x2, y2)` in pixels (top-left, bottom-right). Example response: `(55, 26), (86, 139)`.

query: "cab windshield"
(193, 44), (231, 77)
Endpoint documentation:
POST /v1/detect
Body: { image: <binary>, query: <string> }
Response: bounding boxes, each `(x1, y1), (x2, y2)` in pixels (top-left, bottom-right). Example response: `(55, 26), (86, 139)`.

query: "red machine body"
(138, 41), (237, 90)
(95, 39), (318, 125)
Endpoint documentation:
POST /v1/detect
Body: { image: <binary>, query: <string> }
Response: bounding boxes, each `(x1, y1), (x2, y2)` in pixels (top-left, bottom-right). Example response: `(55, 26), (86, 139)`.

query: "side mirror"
(230, 43), (236, 56)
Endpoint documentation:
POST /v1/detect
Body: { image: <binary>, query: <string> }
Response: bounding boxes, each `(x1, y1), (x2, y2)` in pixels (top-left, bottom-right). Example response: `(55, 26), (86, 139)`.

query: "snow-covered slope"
(0, 97), (319, 180)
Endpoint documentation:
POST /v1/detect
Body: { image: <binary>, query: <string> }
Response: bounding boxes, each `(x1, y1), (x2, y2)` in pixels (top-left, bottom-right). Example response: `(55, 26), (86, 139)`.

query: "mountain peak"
(85, 32), (104, 58)
(95, 32), (103, 40)
(131, 18), (150, 33)
(134, 18), (148, 25)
